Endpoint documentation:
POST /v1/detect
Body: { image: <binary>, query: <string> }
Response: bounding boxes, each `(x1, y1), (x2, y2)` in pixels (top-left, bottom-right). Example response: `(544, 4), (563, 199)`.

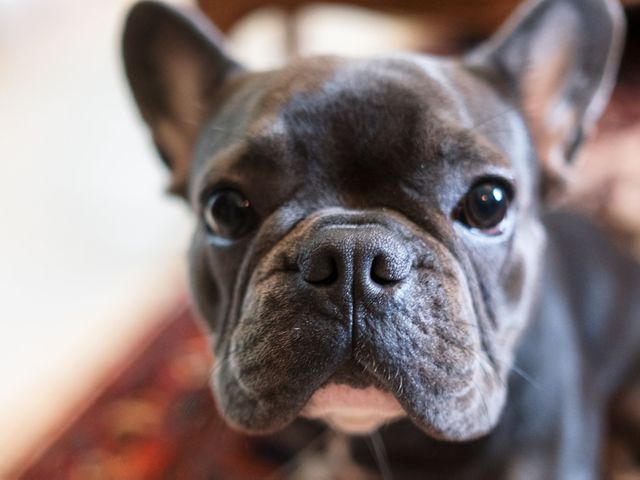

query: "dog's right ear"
(468, 0), (625, 201)
(123, 1), (243, 195)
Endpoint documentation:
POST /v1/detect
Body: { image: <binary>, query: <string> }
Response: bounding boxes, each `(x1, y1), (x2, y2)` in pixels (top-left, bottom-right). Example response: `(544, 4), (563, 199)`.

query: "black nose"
(298, 226), (412, 291)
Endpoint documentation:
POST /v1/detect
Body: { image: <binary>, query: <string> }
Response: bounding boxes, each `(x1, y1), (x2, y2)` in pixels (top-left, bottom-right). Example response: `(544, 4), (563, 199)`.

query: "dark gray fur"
(122, 0), (638, 477)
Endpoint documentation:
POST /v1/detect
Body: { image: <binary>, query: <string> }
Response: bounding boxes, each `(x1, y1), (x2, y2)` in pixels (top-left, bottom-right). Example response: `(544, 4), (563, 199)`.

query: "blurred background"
(1, 0), (639, 478)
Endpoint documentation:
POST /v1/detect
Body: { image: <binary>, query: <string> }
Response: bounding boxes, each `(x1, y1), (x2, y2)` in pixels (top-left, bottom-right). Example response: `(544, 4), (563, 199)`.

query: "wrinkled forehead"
(191, 54), (533, 199)
(278, 56), (525, 167)
(280, 55), (480, 137)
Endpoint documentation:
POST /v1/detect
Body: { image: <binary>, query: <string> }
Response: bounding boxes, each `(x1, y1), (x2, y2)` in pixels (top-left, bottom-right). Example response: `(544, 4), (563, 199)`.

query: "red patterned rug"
(19, 305), (284, 480)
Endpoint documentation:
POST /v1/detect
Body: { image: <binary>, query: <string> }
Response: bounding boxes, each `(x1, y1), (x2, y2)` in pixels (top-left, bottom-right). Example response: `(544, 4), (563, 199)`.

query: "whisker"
(368, 430), (394, 480)
(210, 344), (242, 377)
(509, 363), (540, 389)
(490, 354), (542, 391)
(264, 428), (332, 480)
(474, 383), (493, 432)
(468, 105), (519, 133)
(207, 346), (244, 423)
(437, 324), (542, 393)
(474, 350), (506, 388)
(208, 126), (233, 133)
(432, 326), (505, 388)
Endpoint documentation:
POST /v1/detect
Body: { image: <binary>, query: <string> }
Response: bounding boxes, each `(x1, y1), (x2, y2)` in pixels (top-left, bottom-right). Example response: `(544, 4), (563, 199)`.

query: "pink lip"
(301, 384), (405, 434)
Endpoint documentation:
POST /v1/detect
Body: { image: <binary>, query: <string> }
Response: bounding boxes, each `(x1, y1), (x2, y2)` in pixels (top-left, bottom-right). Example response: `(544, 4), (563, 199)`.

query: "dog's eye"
(203, 189), (258, 243)
(455, 180), (513, 235)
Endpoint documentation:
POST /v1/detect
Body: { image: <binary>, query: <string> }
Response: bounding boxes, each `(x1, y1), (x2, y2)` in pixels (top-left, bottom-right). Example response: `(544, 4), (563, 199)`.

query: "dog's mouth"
(300, 359), (407, 434)
(213, 322), (506, 441)
(212, 286), (508, 440)
(301, 384), (406, 434)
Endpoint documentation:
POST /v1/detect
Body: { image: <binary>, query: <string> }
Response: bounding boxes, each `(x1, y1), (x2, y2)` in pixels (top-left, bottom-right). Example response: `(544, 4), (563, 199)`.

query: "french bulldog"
(122, 0), (640, 478)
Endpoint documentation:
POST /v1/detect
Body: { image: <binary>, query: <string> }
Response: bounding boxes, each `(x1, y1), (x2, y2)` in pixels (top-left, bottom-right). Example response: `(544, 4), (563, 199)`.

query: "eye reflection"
(454, 180), (513, 235)
(203, 189), (258, 244)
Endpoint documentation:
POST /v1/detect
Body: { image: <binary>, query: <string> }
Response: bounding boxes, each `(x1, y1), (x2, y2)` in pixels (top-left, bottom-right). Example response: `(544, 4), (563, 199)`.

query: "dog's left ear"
(469, 0), (625, 197)
(122, 1), (244, 195)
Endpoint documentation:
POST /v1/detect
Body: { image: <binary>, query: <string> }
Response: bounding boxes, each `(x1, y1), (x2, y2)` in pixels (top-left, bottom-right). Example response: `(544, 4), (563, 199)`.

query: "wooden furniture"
(198, 0), (518, 40)
(198, 0), (638, 36)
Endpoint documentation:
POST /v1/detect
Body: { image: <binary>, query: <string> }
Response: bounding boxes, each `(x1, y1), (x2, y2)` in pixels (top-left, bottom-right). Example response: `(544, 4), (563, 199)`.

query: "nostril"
(371, 252), (411, 285)
(309, 258), (339, 285)
(298, 226), (412, 290)
(300, 251), (339, 285)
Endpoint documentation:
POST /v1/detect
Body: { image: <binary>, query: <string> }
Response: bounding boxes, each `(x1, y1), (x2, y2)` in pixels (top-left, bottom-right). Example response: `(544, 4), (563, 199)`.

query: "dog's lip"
(300, 384), (406, 434)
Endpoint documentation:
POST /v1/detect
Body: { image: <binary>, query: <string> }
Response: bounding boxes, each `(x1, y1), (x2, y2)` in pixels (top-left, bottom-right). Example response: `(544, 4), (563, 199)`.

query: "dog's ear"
(469, 0), (625, 198)
(123, 1), (243, 195)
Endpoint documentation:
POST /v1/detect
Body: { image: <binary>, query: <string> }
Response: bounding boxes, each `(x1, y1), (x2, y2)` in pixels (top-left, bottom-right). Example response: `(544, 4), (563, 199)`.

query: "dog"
(122, 0), (639, 477)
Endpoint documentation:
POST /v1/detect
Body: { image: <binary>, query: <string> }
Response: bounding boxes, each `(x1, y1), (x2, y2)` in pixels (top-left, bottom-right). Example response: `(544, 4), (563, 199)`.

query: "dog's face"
(123, 0), (623, 440)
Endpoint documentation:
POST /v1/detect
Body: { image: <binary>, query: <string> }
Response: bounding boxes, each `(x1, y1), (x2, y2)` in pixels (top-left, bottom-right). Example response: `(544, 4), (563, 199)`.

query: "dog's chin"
(300, 384), (406, 434)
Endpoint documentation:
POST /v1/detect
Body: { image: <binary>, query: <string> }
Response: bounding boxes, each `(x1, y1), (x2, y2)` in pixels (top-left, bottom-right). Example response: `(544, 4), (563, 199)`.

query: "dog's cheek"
(358, 272), (477, 384)
(230, 274), (351, 394)
(210, 274), (353, 432)
(188, 247), (220, 330)
(187, 232), (240, 336)
(352, 258), (499, 438)
(386, 259), (510, 440)
(494, 218), (547, 362)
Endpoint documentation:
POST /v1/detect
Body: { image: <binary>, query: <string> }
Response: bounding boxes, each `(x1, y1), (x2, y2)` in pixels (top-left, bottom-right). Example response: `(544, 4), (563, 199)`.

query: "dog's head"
(122, 0), (624, 440)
